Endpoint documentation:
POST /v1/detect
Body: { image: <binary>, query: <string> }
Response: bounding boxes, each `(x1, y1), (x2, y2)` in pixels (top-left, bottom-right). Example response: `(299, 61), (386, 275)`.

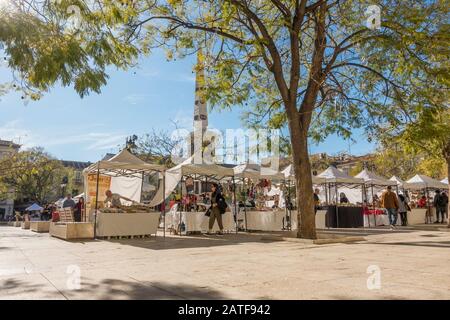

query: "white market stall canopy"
(148, 155), (234, 207)
(232, 163), (261, 180)
(282, 164), (326, 184)
(355, 169), (397, 186)
(441, 177), (448, 185)
(317, 166), (364, 185)
(83, 149), (165, 204)
(259, 167), (285, 181)
(167, 156), (234, 179)
(83, 149), (165, 176)
(405, 174), (448, 190)
(389, 175), (405, 186)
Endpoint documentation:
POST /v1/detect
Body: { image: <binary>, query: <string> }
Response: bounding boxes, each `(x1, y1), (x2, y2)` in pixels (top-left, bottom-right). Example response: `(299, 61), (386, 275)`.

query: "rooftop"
(60, 160), (92, 170)
(0, 139), (21, 149)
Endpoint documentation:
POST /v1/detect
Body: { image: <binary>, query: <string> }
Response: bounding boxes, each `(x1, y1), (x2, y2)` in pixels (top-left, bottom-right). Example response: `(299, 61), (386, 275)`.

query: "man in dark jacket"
(434, 190), (448, 224)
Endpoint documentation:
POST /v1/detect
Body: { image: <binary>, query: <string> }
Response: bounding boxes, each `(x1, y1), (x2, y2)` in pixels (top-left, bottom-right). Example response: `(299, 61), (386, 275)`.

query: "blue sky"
(0, 49), (375, 162)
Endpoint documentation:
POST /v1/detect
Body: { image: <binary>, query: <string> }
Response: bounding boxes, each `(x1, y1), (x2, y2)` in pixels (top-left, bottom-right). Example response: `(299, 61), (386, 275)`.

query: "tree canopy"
(1, 0), (448, 237)
(0, 147), (69, 203)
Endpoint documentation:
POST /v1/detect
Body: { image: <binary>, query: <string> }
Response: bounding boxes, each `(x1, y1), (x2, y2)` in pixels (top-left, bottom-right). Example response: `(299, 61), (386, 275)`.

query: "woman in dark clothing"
(208, 183), (226, 235)
(339, 192), (349, 204)
(74, 197), (84, 222)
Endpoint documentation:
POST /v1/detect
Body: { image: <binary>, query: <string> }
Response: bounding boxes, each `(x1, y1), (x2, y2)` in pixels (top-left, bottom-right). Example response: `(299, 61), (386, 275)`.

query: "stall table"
(50, 222), (94, 240)
(244, 210), (285, 231)
(364, 209), (389, 227)
(408, 208), (428, 225)
(325, 205), (364, 228)
(165, 210), (235, 233)
(290, 210), (327, 230)
(21, 221), (30, 229)
(95, 212), (160, 238)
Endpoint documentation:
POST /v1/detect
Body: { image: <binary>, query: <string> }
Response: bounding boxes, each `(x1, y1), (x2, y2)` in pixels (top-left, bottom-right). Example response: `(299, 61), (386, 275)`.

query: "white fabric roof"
(389, 176), (404, 186)
(148, 155), (234, 207)
(167, 156), (234, 178)
(317, 166), (364, 184)
(282, 164), (326, 184)
(441, 177), (448, 185)
(232, 163), (261, 180)
(259, 167), (285, 180)
(405, 174), (448, 190)
(355, 169), (396, 186)
(83, 149), (165, 174)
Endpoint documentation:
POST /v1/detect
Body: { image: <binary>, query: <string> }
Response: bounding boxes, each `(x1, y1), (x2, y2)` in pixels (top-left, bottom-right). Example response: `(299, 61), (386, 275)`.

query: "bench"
(30, 221), (51, 233)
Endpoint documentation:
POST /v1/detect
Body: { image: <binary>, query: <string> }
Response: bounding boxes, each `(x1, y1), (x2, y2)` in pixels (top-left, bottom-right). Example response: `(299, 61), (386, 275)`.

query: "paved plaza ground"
(0, 225), (449, 300)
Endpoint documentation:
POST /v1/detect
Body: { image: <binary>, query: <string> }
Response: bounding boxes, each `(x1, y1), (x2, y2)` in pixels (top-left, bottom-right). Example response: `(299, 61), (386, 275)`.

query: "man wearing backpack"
(434, 190), (448, 224)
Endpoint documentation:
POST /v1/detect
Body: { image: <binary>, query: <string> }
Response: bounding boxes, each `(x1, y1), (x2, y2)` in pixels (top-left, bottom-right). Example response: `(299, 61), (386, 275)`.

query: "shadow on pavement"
(369, 241), (450, 249)
(104, 232), (280, 251)
(2, 277), (227, 300)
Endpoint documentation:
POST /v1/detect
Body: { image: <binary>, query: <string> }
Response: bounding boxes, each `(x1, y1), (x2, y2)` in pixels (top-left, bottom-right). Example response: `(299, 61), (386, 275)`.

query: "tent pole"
(232, 176), (238, 234)
(162, 170), (166, 239)
(179, 176), (183, 236)
(371, 184), (375, 227)
(283, 178), (287, 230)
(288, 179), (292, 231)
(426, 186), (431, 224)
(335, 183), (339, 228)
(140, 172), (145, 203)
(94, 164), (100, 239)
(243, 178), (248, 232)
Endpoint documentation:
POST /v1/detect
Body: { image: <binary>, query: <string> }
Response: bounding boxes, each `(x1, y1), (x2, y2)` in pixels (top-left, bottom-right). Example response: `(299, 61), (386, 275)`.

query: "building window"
(74, 171), (82, 183)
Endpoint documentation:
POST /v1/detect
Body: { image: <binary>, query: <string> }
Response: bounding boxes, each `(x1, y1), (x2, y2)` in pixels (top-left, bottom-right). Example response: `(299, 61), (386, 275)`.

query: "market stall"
(282, 164), (327, 230)
(403, 174), (448, 224)
(231, 163), (262, 231)
(317, 166), (365, 228)
(239, 166), (289, 231)
(22, 203), (43, 229)
(355, 169), (397, 227)
(153, 155), (236, 235)
(83, 149), (165, 239)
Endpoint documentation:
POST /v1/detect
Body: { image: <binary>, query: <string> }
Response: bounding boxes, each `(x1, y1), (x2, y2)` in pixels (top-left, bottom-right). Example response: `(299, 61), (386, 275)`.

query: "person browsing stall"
(62, 194), (76, 209)
(104, 190), (135, 208)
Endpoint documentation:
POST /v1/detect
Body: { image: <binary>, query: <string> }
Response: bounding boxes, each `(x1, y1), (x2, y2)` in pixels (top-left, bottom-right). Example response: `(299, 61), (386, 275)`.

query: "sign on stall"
(87, 174), (111, 203)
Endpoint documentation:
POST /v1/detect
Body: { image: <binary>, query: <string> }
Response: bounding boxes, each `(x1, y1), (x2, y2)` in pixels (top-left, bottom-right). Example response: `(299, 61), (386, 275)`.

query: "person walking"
(381, 186), (399, 229)
(434, 190), (447, 224)
(207, 183), (227, 235)
(398, 194), (410, 226)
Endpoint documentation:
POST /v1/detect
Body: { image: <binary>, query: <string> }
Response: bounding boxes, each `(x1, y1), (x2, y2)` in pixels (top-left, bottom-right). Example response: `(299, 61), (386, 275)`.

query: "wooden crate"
(21, 221), (30, 229)
(50, 222), (94, 240)
(30, 221), (51, 233)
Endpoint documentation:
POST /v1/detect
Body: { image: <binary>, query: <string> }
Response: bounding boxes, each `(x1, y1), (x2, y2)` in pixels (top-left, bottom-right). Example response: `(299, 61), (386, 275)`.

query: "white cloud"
(0, 120), (34, 147)
(173, 109), (194, 130)
(174, 73), (196, 83)
(123, 93), (155, 105)
(0, 119), (126, 153)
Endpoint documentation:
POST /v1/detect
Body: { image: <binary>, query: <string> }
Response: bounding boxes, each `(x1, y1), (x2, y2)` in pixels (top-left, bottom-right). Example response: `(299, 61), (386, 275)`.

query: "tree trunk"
(290, 123), (317, 239)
